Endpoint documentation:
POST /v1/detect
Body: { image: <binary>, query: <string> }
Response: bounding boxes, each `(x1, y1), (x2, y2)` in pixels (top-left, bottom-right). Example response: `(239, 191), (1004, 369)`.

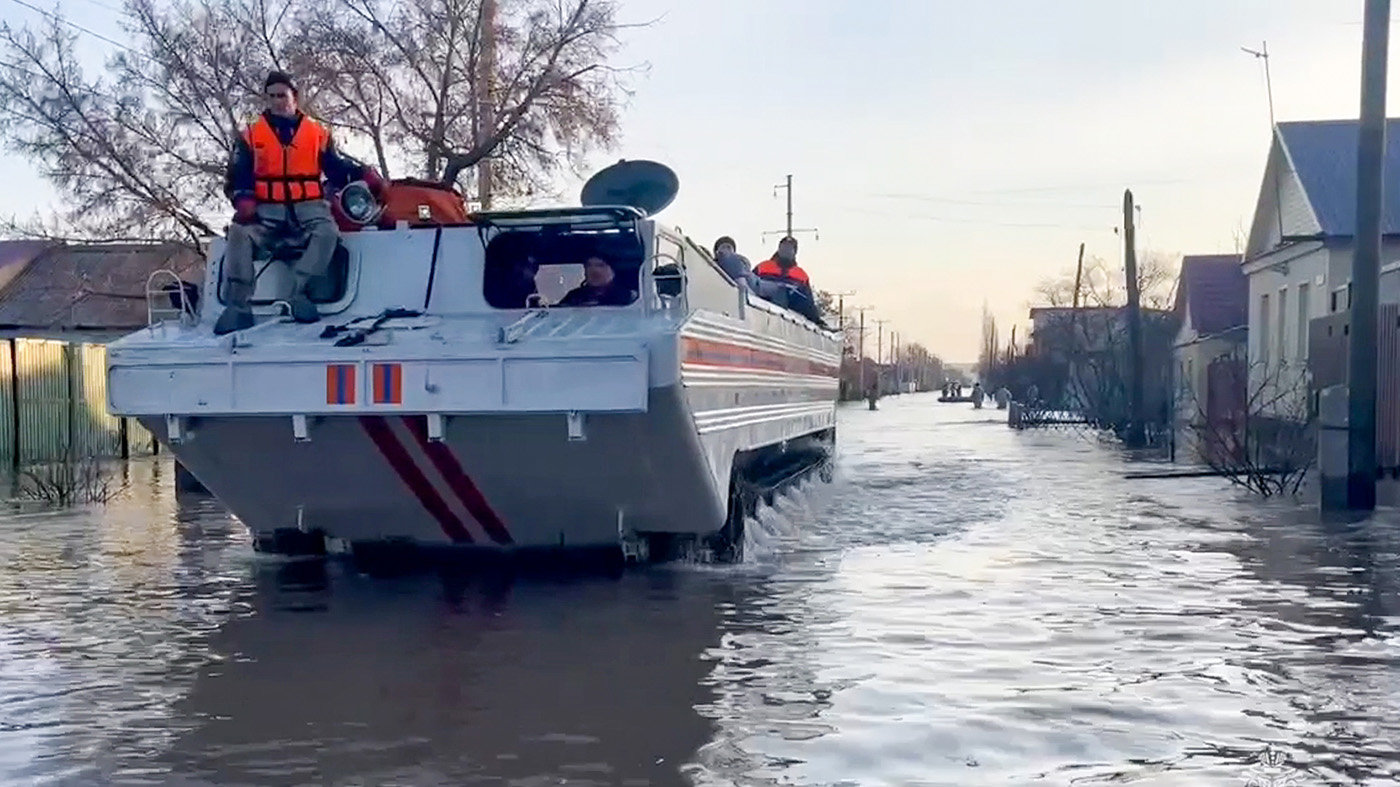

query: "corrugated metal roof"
(1276, 118), (1400, 237)
(0, 242), (203, 331)
(1177, 254), (1246, 336)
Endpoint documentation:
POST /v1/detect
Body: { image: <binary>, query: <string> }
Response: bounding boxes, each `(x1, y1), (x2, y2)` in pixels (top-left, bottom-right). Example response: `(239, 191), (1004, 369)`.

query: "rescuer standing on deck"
(216, 70), (387, 335)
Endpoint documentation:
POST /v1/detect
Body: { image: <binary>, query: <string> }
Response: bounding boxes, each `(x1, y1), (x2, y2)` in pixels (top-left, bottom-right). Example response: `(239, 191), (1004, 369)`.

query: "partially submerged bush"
(17, 455), (116, 506)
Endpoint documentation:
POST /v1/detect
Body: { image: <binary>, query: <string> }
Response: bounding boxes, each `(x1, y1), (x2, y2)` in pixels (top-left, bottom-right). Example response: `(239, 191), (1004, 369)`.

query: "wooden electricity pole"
(1347, 0), (1391, 510)
(1123, 190), (1146, 448)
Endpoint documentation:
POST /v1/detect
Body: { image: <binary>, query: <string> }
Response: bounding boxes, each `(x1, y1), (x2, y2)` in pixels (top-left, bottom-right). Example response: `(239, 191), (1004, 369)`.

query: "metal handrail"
(499, 308), (550, 343)
(145, 269), (196, 328)
(648, 252), (686, 314)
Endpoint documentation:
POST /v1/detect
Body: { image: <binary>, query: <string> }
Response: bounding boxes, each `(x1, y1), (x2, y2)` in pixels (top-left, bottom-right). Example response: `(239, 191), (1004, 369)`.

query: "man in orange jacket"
(215, 70), (386, 335)
(754, 236), (824, 325)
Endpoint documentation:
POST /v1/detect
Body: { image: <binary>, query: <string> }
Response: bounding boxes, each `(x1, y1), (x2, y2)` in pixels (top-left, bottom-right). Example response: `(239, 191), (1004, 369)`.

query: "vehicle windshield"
(482, 226), (643, 309)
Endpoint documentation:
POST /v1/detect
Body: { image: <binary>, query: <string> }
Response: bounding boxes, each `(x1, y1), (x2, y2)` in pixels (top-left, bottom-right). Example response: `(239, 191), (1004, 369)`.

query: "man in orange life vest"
(215, 70), (387, 335)
(754, 236), (824, 325)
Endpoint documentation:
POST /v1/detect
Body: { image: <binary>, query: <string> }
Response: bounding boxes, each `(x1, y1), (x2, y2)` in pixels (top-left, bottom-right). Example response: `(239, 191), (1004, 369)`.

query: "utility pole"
(874, 319), (889, 394)
(475, 0), (498, 209)
(1348, 0), (1390, 510)
(892, 332), (900, 389)
(1071, 242), (1086, 310)
(851, 306), (874, 395)
(1123, 189), (1146, 448)
(1243, 41), (1284, 242)
(832, 290), (856, 328)
(763, 175), (820, 243)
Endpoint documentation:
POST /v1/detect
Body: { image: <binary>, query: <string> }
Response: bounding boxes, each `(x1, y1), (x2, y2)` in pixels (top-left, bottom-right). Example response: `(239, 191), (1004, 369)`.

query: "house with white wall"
(1243, 119), (1400, 396)
(1172, 254), (1247, 461)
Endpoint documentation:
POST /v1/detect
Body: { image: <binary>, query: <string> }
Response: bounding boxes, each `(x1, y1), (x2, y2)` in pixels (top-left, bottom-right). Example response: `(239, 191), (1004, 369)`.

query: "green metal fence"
(0, 338), (157, 466)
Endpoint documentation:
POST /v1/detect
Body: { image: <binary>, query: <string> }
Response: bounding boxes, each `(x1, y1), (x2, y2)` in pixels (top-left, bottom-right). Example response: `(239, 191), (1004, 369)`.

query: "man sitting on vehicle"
(754, 236), (824, 325)
(215, 70), (388, 335)
(712, 235), (754, 286)
(558, 256), (637, 307)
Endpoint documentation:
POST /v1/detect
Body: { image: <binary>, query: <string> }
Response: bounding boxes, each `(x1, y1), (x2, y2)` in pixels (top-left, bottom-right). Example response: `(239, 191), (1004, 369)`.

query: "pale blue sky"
(0, 0), (1391, 359)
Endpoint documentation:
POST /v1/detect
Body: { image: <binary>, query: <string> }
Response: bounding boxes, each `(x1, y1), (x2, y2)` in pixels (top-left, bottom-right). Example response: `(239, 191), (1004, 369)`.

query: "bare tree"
(1178, 348), (1315, 496)
(296, 0), (638, 196)
(0, 0), (639, 244)
(1033, 252), (1180, 311)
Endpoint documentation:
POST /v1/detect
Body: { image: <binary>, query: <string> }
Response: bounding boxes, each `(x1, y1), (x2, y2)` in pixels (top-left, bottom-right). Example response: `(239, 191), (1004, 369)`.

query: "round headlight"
(340, 182), (379, 224)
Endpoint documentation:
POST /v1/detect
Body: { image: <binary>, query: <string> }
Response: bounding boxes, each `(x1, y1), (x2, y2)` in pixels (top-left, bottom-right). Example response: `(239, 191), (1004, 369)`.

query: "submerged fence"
(0, 338), (158, 467)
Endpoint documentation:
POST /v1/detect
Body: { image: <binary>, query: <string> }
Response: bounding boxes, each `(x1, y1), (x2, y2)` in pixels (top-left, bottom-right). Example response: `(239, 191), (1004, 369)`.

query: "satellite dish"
(580, 159), (679, 218)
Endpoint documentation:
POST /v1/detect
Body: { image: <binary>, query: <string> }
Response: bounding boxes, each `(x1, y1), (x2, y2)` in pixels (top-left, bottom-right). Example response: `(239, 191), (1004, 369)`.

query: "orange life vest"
(244, 115), (330, 203)
(754, 258), (810, 285)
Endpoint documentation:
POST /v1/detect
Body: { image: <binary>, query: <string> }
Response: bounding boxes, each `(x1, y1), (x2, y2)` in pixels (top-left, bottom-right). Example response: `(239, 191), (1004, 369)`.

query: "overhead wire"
(4, 0), (136, 55)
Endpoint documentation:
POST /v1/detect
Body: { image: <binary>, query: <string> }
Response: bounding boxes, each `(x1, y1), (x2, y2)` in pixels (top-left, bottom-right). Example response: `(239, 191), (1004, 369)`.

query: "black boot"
(213, 307), (254, 335)
(288, 293), (320, 324)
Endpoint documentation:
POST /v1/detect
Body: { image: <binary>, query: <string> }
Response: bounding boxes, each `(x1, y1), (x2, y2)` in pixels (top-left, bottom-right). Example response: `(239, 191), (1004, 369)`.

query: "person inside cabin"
(215, 70), (389, 335)
(558, 255), (637, 307)
(489, 255), (540, 308)
(712, 235), (754, 286)
(754, 236), (824, 325)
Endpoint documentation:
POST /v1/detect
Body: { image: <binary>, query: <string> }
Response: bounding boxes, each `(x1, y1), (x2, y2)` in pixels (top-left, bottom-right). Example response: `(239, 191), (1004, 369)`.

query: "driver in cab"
(754, 236), (823, 325)
(558, 256), (637, 307)
(215, 70), (388, 335)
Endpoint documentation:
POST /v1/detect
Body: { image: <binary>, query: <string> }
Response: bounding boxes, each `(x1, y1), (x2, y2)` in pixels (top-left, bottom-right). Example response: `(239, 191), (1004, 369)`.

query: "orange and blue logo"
(326, 364), (356, 405)
(372, 363), (403, 405)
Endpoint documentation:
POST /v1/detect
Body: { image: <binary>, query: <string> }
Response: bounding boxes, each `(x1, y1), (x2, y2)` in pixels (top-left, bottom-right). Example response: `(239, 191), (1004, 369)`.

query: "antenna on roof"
(1243, 41), (1284, 245)
(1241, 42), (1277, 130)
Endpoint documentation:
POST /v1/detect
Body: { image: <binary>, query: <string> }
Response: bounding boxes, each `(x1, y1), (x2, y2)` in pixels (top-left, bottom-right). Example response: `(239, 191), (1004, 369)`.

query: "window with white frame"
(1260, 293), (1272, 367)
(1297, 282), (1310, 360)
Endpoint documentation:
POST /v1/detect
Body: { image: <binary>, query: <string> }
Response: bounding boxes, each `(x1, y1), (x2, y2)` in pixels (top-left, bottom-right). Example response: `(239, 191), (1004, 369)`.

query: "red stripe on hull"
(358, 415), (475, 544)
(402, 416), (514, 545)
(682, 336), (839, 378)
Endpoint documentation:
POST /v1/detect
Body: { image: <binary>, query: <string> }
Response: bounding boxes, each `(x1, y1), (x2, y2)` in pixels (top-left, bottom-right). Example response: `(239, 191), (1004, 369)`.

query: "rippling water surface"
(1, 396), (1398, 786)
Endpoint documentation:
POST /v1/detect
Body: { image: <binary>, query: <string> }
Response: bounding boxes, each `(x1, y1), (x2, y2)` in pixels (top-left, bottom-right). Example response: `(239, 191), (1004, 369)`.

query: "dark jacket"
(558, 281), (637, 307)
(224, 111), (368, 205)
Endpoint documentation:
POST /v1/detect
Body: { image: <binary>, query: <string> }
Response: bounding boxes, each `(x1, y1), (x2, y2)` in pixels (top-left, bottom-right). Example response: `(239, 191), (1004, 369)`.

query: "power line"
(870, 192), (1118, 210)
(4, 0), (135, 55)
(842, 206), (1113, 232)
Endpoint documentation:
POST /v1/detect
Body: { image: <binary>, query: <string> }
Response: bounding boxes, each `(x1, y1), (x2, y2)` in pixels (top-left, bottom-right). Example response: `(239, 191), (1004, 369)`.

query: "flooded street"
(1, 395), (1398, 786)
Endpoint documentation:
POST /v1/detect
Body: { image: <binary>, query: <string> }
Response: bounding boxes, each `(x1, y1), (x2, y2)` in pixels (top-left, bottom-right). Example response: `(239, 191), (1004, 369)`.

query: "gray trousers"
(224, 200), (339, 309)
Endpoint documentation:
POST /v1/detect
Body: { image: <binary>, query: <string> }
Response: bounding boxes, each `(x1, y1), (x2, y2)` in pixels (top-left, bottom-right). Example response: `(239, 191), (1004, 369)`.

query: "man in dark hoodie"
(216, 70), (386, 335)
(712, 235), (754, 286)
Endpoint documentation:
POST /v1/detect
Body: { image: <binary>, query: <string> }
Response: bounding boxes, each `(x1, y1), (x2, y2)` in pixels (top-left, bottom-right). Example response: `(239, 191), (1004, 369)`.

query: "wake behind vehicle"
(106, 161), (840, 566)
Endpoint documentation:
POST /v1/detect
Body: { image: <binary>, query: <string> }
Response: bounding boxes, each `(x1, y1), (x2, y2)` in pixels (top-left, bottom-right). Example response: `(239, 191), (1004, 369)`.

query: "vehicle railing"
(145, 269), (196, 329)
(498, 306), (550, 343)
(647, 252), (686, 315)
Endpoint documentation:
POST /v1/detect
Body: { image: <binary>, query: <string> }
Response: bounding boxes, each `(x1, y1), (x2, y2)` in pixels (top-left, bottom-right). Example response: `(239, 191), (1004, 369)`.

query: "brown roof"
(1175, 254), (1246, 336)
(0, 240), (54, 293)
(0, 242), (203, 331)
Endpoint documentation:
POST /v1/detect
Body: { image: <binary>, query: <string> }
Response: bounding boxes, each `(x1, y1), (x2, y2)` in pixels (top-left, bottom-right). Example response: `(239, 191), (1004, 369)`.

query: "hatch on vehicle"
(579, 159), (679, 218)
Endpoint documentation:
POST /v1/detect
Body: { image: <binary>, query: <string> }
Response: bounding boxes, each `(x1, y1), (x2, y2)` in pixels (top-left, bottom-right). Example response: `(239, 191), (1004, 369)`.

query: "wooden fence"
(0, 338), (158, 467)
(1308, 303), (1400, 472)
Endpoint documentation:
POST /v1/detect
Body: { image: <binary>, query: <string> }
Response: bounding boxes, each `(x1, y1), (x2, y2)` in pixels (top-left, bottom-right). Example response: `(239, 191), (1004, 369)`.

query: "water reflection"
(150, 562), (734, 786)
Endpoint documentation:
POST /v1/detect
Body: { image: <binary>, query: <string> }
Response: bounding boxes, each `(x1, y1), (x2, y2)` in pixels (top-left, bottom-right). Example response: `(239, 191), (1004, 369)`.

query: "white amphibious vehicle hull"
(107, 164), (839, 562)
